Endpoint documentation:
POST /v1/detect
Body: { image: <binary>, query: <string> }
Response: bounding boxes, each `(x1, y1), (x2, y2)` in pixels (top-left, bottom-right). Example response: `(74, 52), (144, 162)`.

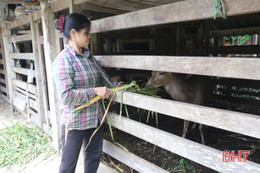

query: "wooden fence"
(1, 0), (260, 172)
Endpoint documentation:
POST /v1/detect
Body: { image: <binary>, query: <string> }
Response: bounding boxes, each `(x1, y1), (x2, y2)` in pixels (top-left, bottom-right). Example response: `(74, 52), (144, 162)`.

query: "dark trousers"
(59, 124), (104, 173)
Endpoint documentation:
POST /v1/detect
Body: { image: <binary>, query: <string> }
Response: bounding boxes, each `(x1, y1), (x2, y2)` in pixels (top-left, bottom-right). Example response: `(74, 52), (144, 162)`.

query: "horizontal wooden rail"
(96, 55), (260, 80)
(29, 98), (38, 110)
(108, 113), (260, 172)
(12, 67), (35, 77)
(210, 26), (260, 37)
(15, 86), (36, 100)
(7, 10), (41, 29)
(0, 69), (5, 75)
(10, 53), (34, 60)
(103, 140), (168, 173)
(8, 34), (32, 43)
(0, 93), (9, 103)
(0, 85), (7, 93)
(0, 59), (4, 64)
(90, 0), (260, 33)
(97, 162), (117, 173)
(13, 79), (36, 95)
(0, 78), (6, 84)
(113, 91), (260, 139)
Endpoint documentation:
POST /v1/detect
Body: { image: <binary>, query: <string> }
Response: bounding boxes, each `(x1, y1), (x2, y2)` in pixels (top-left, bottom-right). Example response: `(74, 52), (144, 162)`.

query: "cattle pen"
(0, 0), (260, 172)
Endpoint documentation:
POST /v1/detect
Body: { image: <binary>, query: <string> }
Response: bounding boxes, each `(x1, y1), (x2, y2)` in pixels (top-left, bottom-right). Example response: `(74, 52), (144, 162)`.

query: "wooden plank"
(7, 10), (41, 29)
(97, 162), (116, 173)
(0, 69), (5, 74)
(30, 14), (45, 127)
(2, 24), (15, 114)
(95, 55), (260, 80)
(51, 0), (69, 12)
(0, 93), (9, 103)
(210, 27), (260, 37)
(108, 113), (260, 172)
(10, 53), (34, 60)
(12, 67), (35, 77)
(3, 0), (21, 4)
(35, 21), (50, 126)
(113, 91), (260, 139)
(0, 78), (6, 84)
(210, 45), (260, 54)
(81, 2), (127, 14)
(0, 59), (3, 64)
(15, 86), (36, 100)
(13, 79), (36, 95)
(0, 85), (7, 93)
(41, 1), (62, 150)
(103, 140), (168, 173)
(90, 0), (260, 33)
(29, 98), (38, 111)
(17, 30), (31, 34)
(8, 34), (31, 43)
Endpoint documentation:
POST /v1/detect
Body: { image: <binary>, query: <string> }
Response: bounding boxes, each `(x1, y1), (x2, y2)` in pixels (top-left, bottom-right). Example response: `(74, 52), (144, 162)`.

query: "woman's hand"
(93, 87), (113, 99)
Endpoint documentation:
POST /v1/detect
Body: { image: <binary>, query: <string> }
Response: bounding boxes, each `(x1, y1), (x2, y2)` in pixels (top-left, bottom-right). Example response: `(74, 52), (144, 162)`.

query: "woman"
(52, 13), (115, 173)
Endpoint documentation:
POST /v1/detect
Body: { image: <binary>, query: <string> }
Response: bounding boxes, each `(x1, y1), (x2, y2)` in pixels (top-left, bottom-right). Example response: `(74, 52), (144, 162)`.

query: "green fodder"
(0, 122), (54, 167)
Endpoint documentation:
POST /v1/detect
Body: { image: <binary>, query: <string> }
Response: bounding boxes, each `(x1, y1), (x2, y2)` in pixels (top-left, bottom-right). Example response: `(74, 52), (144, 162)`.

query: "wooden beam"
(0, 93), (9, 103)
(0, 78), (6, 84)
(7, 10), (41, 29)
(8, 34), (32, 43)
(3, 0), (22, 4)
(97, 162), (116, 173)
(13, 79), (36, 95)
(30, 14), (46, 127)
(90, 0), (260, 33)
(81, 2), (127, 14)
(2, 24), (15, 107)
(41, 1), (62, 150)
(51, 0), (69, 12)
(17, 30), (31, 34)
(95, 55), (260, 80)
(108, 113), (260, 172)
(10, 53), (34, 60)
(12, 67), (35, 77)
(112, 91), (260, 139)
(0, 69), (5, 74)
(14, 86), (36, 100)
(103, 140), (168, 173)
(210, 45), (260, 54)
(0, 85), (7, 93)
(0, 59), (3, 64)
(210, 27), (260, 37)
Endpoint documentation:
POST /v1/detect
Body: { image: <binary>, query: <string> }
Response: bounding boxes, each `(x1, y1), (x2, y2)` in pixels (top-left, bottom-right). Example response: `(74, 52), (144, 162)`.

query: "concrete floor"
(0, 98), (114, 173)
(0, 98), (84, 173)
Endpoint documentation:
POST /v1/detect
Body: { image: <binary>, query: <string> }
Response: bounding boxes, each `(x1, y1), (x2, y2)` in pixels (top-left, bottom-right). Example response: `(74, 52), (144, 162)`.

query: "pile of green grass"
(0, 122), (54, 167)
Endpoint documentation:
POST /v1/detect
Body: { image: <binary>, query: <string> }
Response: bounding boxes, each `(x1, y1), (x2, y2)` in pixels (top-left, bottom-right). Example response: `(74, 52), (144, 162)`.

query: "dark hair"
(55, 13), (91, 39)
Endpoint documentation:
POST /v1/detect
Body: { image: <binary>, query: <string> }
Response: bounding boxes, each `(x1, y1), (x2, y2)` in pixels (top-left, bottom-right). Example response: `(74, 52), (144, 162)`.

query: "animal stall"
(0, 0), (259, 172)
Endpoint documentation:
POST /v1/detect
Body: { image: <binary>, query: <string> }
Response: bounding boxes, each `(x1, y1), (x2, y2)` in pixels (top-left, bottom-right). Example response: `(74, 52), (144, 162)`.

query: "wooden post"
(35, 22), (50, 128)
(1, 24), (15, 111)
(68, 0), (81, 13)
(30, 14), (46, 128)
(41, 1), (61, 150)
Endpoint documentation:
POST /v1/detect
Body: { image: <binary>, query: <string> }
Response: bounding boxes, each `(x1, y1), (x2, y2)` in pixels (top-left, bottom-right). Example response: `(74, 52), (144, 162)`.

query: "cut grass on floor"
(0, 121), (55, 168)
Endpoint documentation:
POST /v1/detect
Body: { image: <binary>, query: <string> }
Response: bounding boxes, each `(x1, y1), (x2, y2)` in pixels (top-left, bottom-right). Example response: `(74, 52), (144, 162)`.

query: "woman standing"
(52, 13), (115, 173)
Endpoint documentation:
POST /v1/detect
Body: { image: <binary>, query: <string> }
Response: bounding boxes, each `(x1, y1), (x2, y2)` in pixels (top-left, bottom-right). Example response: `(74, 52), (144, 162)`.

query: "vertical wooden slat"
(41, 1), (61, 149)
(35, 21), (50, 127)
(1, 24), (15, 111)
(30, 14), (46, 128)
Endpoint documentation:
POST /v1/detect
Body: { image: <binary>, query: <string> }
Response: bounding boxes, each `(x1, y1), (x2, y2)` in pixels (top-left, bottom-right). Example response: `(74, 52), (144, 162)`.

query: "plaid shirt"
(52, 45), (115, 130)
